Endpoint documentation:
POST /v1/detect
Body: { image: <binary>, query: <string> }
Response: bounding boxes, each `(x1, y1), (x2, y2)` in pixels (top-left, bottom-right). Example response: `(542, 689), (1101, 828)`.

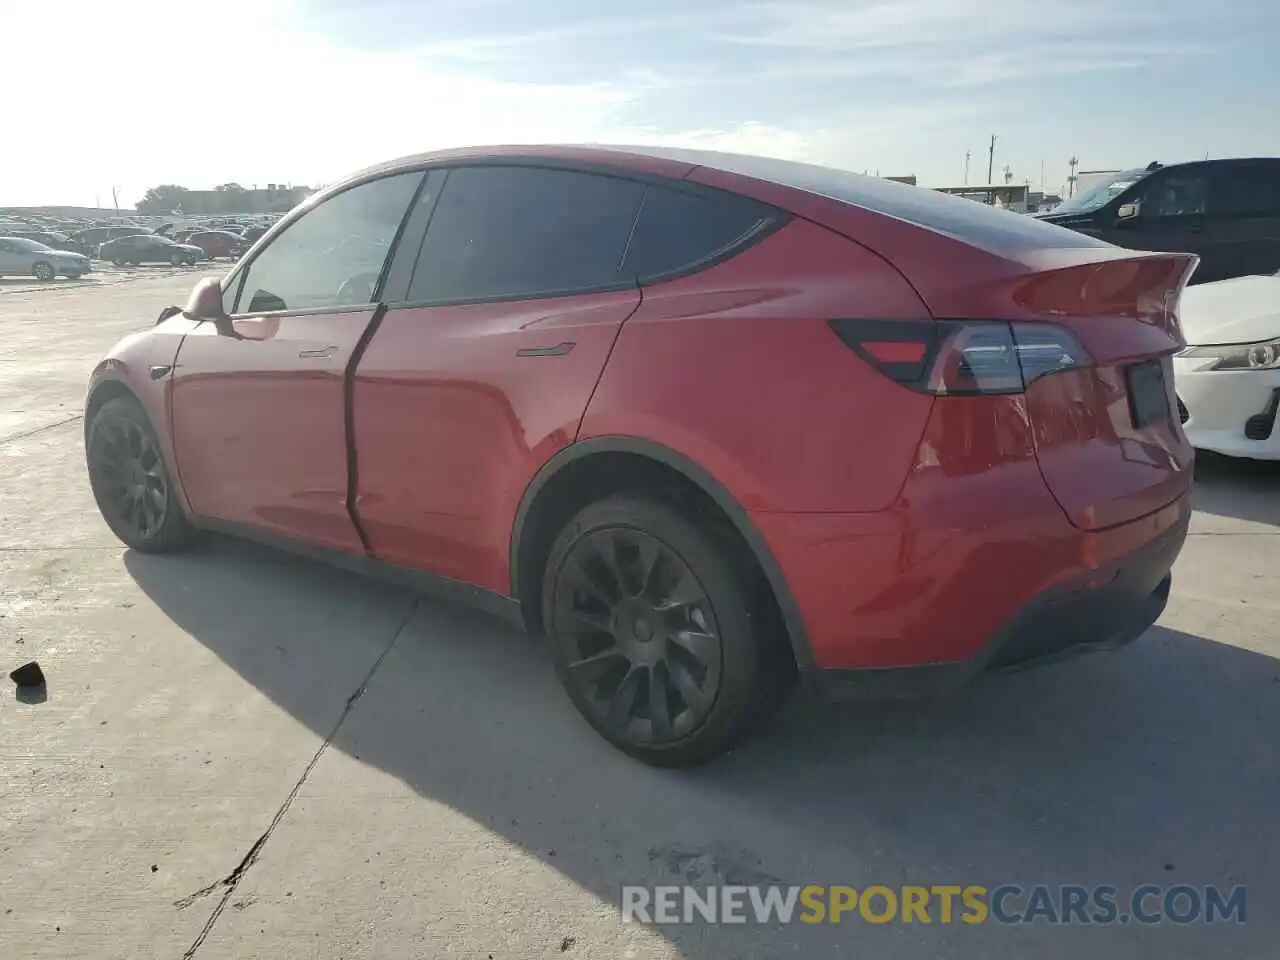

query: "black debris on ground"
(10, 661), (44, 688)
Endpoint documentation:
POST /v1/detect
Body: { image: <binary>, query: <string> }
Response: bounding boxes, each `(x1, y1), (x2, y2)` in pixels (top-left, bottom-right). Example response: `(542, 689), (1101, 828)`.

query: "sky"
(3, 0), (1278, 208)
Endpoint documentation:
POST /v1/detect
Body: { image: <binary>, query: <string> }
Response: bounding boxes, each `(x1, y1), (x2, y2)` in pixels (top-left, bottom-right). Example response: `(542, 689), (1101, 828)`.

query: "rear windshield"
(619, 147), (1113, 257)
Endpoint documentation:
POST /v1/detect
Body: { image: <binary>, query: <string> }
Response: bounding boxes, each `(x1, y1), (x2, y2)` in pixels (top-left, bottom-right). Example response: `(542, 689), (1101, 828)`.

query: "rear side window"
(622, 187), (774, 280)
(407, 165), (646, 302)
(1211, 163), (1280, 217)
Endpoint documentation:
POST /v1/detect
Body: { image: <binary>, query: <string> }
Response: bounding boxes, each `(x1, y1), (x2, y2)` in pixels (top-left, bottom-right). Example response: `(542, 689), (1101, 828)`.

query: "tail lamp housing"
(828, 318), (1091, 395)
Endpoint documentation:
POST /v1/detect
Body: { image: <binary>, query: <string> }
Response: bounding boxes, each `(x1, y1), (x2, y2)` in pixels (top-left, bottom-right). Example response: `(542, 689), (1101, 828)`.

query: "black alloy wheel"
(553, 525), (723, 744)
(86, 397), (194, 552)
(544, 496), (793, 766)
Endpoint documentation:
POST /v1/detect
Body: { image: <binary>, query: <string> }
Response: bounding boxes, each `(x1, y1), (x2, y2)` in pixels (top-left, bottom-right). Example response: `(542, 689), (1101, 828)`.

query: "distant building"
(1027, 190), (1063, 213)
(177, 184), (312, 216)
(932, 183), (1031, 213)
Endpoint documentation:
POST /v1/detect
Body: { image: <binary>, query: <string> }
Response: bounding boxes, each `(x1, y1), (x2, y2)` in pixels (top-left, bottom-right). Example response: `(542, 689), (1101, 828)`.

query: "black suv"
(1037, 158), (1280, 284)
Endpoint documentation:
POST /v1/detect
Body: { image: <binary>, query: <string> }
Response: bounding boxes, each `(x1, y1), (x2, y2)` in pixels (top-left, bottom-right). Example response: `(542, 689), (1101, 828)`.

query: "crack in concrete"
(0, 414), (84, 446)
(177, 596), (420, 958)
(1188, 531), (1278, 537)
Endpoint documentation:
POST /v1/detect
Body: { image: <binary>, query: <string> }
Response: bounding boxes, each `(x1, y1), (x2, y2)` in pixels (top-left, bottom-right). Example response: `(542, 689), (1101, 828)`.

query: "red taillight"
(829, 319), (1091, 395)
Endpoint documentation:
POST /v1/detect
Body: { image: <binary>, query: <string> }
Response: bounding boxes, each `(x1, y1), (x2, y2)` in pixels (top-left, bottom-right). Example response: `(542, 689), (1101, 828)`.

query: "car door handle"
(298, 345), (338, 359)
(517, 342), (576, 357)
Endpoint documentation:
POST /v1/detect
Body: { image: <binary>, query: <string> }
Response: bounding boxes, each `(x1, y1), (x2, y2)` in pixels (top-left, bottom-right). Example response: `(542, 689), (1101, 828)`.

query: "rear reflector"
(861, 340), (929, 364)
(829, 318), (1090, 395)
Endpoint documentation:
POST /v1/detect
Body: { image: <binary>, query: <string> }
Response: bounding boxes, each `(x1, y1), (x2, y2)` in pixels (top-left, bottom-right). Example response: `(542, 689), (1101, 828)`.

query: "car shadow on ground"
(123, 523), (1280, 957)
(1192, 452), (1280, 526)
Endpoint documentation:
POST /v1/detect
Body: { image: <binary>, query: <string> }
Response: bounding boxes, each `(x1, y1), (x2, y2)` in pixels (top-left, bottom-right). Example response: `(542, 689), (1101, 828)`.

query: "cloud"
(0, 0), (1265, 206)
(599, 99), (989, 176)
(3, 0), (648, 204)
(718, 0), (1208, 51)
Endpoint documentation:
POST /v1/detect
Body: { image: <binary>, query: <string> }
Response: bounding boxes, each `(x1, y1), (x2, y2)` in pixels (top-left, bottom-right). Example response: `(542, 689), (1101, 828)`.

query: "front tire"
(542, 496), (793, 767)
(32, 261), (55, 282)
(86, 396), (195, 553)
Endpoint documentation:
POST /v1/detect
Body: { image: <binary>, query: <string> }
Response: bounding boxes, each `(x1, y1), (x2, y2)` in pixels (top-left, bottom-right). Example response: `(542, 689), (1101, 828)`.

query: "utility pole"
(1067, 156), (1079, 197)
(987, 134), (997, 186)
(964, 150), (971, 185)
(1002, 164), (1012, 184)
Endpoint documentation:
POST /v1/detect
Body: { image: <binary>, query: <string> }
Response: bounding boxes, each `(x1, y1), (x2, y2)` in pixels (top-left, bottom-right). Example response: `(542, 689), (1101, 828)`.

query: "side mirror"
(185, 276), (226, 319)
(1117, 202), (1140, 221)
(183, 276), (241, 338)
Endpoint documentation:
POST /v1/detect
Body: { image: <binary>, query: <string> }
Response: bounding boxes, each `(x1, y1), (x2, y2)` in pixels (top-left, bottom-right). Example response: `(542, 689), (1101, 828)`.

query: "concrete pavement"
(2, 274), (1278, 958)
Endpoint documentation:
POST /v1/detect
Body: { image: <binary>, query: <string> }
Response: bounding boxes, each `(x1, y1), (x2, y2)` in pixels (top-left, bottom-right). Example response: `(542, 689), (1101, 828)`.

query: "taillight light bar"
(828, 318), (1091, 395)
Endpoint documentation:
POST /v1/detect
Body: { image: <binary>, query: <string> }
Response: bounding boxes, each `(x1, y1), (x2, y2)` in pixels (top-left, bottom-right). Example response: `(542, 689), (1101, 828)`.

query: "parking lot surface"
(2, 274), (1278, 959)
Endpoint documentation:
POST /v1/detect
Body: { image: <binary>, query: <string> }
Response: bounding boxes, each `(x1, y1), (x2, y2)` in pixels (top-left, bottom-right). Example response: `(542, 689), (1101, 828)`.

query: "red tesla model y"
(84, 145), (1196, 766)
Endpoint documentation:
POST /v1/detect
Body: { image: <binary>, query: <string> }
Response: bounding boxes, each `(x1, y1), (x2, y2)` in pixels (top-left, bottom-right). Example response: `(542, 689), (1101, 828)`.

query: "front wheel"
(86, 396), (196, 553)
(32, 261), (55, 282)
(542, 496), (793, 767)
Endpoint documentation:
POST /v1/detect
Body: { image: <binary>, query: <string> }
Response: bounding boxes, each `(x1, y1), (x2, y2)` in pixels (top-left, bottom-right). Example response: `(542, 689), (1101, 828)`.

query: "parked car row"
(0, 221), (271, 280)
(0, 210), (283, 265)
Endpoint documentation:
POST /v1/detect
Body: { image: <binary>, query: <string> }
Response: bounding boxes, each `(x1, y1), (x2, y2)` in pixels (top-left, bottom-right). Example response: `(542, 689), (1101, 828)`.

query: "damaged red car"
(84, 145), (1196, 766)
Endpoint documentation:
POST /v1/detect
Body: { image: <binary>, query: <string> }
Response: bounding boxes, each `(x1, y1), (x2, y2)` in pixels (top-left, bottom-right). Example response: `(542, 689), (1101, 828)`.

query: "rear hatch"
(680, 159), (1198, 531)
(1008, 253), (1198, 530)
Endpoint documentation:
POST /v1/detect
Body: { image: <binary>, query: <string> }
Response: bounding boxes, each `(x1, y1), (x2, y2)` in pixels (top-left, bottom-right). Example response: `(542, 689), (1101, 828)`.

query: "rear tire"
(86, 395), (196, 553)
(542, 495), (793, 767)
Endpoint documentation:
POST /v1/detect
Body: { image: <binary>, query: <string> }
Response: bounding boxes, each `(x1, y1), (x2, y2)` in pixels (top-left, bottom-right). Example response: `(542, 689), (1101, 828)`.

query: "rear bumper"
(804, 499), (1188, 701)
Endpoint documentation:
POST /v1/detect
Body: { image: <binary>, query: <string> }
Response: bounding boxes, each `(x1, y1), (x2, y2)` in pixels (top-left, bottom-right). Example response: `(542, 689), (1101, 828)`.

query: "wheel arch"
(509, 435), (816, 672)
(83, 376), (139, 442)
(84, 371), (194, 517)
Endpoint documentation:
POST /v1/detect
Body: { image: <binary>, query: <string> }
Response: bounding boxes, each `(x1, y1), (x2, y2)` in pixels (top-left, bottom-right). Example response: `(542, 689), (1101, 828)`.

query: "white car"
(1174, 273), (1280, 459)
(0, 236), (92, 281)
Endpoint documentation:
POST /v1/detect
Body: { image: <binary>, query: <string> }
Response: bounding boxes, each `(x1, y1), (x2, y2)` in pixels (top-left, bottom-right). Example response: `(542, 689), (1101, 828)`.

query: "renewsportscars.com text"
(621, 884), (1246, 926)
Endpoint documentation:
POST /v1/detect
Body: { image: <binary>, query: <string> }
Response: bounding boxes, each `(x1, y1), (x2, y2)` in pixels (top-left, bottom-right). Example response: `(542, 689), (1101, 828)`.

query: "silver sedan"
(0, 236), (92, 281)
